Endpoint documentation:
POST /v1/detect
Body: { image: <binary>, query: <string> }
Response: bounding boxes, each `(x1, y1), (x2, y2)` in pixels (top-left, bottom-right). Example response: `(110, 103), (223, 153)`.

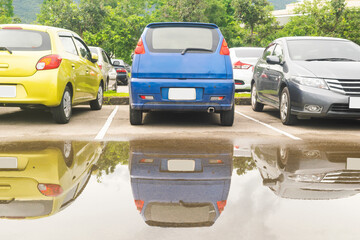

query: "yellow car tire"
(90, 84), (103, 111)
(51, 86), (72, 124)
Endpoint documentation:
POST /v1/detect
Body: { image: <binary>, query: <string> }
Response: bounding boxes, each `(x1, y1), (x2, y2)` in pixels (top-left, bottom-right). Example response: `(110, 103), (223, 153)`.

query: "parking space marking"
(235, 110), (302, 141)
(95, 106), (119, 140)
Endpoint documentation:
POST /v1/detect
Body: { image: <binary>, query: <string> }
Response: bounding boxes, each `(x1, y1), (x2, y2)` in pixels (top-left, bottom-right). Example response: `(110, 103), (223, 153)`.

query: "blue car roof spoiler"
(146, 22), (218, 29)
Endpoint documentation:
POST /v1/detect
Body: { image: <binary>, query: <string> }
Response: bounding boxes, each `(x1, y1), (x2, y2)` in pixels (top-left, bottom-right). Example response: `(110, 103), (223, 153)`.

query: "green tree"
(37, 0), (109, 37)
(1, 0), (13, 17)
(233, 156), (256, 176)
(96, 141), (129, 181)
(151, 0), (241, 47)
(83, 0), (149, 62)
(0, 0), (19, 23)
(79, 0), (108, 34)
(232, 0), (275, 43)
(37, 0), (81, 34)
(278, 0), (360, 45)
(151, 0), (209, 22)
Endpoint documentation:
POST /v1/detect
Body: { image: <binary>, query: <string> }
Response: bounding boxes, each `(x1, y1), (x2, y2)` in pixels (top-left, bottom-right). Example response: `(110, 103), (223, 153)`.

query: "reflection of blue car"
(129, 140), (233, 227)
(129, 22), (235, 126)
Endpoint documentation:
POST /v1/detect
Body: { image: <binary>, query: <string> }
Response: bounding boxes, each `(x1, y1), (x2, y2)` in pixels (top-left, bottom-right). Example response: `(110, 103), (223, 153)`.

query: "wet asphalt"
(0, 139), (359, 240)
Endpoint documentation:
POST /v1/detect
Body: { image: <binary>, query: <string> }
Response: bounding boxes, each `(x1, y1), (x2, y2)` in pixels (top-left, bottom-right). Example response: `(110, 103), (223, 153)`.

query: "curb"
(104, 97), (250, 105)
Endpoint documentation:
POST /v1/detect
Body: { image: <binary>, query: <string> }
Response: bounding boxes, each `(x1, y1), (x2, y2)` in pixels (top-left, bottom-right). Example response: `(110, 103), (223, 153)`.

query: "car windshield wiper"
(305, 58), (357, 62)
(181, 48), (212, 55)
(0, 47), (12, 54)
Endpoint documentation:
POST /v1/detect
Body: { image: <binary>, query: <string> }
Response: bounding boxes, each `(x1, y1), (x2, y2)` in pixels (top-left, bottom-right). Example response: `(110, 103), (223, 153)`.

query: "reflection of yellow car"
(0, 141), (103, 219)
(0, 24), (104, 123)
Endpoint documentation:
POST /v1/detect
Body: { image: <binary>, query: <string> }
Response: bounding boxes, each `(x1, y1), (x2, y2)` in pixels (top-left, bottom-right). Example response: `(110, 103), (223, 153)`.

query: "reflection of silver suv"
(252, 143), (360, 200)
(89, 46), (114, 91)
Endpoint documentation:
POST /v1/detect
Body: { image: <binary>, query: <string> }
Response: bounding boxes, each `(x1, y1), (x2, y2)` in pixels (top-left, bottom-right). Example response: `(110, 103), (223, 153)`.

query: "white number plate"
(167, 160), (195, 172)
(168, 88), (196, 100)
(0, 157), (18, 169)
(346, 158), (360, 170)
(0, 85), (16, 98)
(349, 97), (360, 109)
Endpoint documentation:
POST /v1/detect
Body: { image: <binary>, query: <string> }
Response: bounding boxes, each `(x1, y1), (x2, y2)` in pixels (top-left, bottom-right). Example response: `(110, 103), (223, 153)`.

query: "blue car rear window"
(0, 29), (51, 51)
(145, 27), (219, 53)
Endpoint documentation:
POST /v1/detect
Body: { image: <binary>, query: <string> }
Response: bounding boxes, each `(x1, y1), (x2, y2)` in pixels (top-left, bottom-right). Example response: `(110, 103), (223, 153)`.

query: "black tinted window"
(74, 38), (92, 61)
(146, 27), (219, 53)
(273, 44), (283, 62)
(0, 29), (51, 51)
(287, 39), (360, 61)
(60, 36), (78, 55)
(262, 44), (276, 60)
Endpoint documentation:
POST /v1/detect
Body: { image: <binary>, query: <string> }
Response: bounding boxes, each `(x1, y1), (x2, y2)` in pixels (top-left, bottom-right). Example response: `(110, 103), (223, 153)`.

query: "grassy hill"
(13, 0), (80, 23)
(13, 0), (43, 23)
(13, 0), (296, 23)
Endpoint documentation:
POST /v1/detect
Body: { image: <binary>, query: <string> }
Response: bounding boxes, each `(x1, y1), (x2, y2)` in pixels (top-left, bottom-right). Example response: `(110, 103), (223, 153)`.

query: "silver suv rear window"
(0, 29), (51, 51)
(234, 48), (264, 58)
(145, 27), (219, 53)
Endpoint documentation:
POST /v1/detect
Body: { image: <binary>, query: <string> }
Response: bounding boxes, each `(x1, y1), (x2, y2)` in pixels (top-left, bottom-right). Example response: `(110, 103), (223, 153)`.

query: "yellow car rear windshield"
(0, 29), (51, 52)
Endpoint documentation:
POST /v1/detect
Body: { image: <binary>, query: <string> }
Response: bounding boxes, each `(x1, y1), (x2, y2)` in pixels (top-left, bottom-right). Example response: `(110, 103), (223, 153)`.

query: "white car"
(230, 47), (264, 91)
(89, 46), (115, 91)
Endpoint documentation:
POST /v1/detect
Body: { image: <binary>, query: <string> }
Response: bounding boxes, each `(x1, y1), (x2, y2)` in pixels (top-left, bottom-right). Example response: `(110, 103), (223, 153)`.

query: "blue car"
(130, 22), (235, 126)
(129, 139), (233, 227)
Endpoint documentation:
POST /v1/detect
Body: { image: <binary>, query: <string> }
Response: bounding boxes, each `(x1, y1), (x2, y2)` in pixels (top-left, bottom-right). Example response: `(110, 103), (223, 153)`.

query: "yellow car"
(0, 24), (104, 123)
(0, 141), (103, 219)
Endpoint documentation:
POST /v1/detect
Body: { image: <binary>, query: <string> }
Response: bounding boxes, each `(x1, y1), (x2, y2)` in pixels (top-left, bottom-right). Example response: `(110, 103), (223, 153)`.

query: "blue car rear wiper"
(305, 58), (356, 62)
(0, 47), (12, 54)
(181, 48), (212, 55)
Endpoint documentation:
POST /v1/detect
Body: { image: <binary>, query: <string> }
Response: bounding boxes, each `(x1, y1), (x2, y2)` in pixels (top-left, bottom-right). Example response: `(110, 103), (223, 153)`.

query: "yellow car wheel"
(51, 86), (72, 124)
(90, 84), (103, 110)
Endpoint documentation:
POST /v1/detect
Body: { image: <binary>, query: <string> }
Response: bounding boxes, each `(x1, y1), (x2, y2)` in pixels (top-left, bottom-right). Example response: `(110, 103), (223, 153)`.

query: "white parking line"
(235, 110), (302, 141)
(95, 106), (119, 140)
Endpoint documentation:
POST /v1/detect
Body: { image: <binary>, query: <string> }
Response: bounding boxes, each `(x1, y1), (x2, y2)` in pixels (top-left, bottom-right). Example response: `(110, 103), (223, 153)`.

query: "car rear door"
(0, 27), (52, 78)
(266, 43), (286, 105)
(73, 38), (99, 100)
(58, 33), (84, 101)
(255, 44), (276, 104)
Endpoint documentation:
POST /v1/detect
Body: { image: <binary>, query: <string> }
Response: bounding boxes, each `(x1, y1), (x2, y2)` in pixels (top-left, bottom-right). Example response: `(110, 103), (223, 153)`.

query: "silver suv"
(89, 46), (114, 91)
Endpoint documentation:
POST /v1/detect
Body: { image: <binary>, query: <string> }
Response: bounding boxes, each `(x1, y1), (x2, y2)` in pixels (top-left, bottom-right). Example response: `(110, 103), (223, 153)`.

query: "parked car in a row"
(0, 24), (104, 124)
(112, 58), (129, 86)
(89, 46), (114, 91)
(251, 36), (360, 125)
(130, 22), (235, 126)
(230, 47), (264, 92)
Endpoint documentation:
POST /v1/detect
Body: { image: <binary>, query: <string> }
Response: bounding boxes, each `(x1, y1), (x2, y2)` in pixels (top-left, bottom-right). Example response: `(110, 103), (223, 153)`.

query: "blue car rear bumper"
(130, 78), (235, 111)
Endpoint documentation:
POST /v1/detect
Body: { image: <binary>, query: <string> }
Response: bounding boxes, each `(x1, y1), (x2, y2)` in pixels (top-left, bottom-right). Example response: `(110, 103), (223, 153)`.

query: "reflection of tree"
(96, 141), (129, 181)
(233, 157), (256, 176)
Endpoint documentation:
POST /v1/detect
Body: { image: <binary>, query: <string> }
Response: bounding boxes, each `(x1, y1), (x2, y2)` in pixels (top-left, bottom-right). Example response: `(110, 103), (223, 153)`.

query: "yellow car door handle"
(0, 185), (11, 190)
(71, 64), (75, 69)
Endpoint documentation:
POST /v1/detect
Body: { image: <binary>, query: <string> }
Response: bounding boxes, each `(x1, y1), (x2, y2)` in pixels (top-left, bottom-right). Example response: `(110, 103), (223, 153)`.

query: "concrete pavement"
(1, 105), (359, 143)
